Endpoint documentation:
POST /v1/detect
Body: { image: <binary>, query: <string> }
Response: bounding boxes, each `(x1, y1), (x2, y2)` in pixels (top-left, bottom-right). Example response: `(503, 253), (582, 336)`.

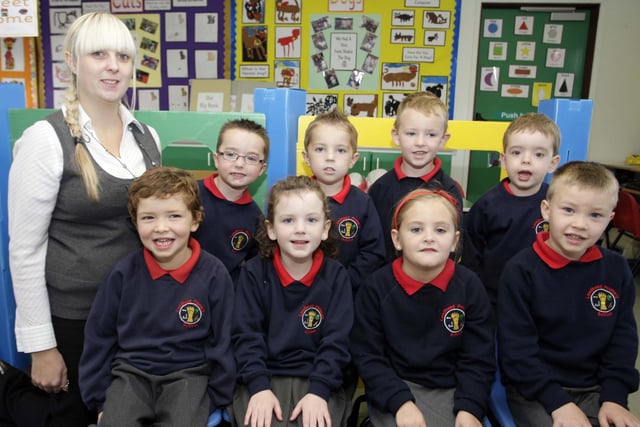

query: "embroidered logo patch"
(587, 286), (616, 315)
(177, 299), (205, 328)
(533, 218), (549, 234)
(441, 305), (465, 335)
(299, 304), (324, 333)
(337, 216), (360, 241)
(230, 230), (250, 252)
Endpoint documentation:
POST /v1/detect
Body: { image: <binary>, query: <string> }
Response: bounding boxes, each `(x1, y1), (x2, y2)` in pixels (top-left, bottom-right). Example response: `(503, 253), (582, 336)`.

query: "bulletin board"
(473, 5), (597, 121)
(38, 0), (231, 110)
(234, 0), (461, 118)
(0, 37), (38, 107)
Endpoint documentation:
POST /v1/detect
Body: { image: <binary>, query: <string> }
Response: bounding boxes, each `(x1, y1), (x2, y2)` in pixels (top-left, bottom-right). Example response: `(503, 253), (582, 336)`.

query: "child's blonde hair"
(394, 92), (448, 131)
(63, 12), (138, 201)
(303, 109), (358, 152)
(503, 112), (561, 154)
(547, 161), (619, 209)
(256, 175), (337, 259)
(392, 189), (460, 231)
(217, 119), (270, 159)
(128, 167), (203, 226)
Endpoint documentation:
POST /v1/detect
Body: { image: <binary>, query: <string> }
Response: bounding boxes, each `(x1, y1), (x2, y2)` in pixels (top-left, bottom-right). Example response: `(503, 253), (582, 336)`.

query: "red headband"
(392, 189), (458, 229)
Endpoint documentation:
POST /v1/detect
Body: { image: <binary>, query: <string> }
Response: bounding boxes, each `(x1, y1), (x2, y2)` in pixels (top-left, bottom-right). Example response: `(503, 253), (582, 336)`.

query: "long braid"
(64, 79), (101, 201)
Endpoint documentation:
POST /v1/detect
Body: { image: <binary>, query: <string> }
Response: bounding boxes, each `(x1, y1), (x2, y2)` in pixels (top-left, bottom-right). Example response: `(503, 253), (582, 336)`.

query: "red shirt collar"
(502, 179), (515, 195)
(273, 246), (324, 287)
(144, 237), (201, 284)
(329, 175), (351, 204)
(532, 231), (603, 269)
(393, 156), (442, 182)
(391, 257), (455, 295)
(203, 173), (254, 205)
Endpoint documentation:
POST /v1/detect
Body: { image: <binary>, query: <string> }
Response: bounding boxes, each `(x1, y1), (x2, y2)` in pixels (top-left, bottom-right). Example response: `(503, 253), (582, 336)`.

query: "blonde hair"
(503, 112), (561, 154)
(63, 12), (137, 201)
(394, 92), (448, 131)
(547, 161), (619, 209)
(303, 109), (358, 152)
(393, 189), (460, 231)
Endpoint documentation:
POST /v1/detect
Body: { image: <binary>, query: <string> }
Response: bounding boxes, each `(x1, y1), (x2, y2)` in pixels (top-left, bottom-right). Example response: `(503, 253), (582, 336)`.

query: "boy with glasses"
(194, 119), (269, 281)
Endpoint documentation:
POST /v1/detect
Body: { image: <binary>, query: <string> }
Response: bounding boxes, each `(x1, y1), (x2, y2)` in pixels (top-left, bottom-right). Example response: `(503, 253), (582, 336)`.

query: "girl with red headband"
(351, 189), (495, 427)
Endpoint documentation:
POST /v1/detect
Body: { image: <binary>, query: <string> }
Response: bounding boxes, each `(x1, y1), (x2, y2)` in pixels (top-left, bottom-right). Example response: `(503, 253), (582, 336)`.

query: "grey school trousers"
(232, 376), (349, 427)
(99, 360), (210, 427)
(368, 380), (458, 427)
(506, 383), (601, 427)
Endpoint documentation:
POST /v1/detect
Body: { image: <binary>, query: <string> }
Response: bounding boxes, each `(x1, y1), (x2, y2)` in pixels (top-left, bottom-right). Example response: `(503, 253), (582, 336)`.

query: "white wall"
(453, 0), (640, 163)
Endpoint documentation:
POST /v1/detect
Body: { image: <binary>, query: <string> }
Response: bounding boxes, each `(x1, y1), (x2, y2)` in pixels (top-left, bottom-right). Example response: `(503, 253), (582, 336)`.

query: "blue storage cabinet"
(538, 99), (593, 169)
(0, 84), (30, 368)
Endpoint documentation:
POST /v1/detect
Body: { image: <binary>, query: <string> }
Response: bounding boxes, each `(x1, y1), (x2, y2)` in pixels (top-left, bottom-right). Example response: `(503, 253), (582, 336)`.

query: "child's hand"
(289, 393), (331, 427)
(454, 410), (483, 427)
(244, 390), (283, 427)
(551, 402), (591, 427)
(395, 401), (427, 427)
(598, 401), (640, 427)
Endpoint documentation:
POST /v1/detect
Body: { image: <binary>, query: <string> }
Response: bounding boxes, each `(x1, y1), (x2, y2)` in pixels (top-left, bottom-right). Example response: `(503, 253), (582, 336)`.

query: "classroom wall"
(454, 0), (640, 164)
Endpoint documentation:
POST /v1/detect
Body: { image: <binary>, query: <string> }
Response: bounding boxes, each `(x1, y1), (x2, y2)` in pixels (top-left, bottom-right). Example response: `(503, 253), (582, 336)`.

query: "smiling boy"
(368, 92), (463, 261)
(79, 167), (235, 426)
(498, 162), (640, 427)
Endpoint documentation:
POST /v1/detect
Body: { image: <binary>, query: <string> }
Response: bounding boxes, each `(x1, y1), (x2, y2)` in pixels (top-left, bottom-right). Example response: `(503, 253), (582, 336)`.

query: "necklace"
(96, 141), (138, 178)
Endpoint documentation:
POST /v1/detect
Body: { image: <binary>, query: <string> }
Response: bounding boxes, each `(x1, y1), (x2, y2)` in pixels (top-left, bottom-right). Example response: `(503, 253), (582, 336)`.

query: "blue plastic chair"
(207, 408), (230, 427)
(489, 359), (517, 426)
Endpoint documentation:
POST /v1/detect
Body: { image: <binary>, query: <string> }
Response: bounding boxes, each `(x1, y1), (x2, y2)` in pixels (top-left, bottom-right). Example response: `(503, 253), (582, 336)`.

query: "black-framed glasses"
(218, 151), (264, 165)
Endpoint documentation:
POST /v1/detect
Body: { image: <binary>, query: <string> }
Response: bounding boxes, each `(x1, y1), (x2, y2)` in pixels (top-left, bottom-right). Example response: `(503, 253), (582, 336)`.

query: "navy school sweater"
(194, 174), (262, 281)
(462, 179), (549, 305)
(351, 258), (495, 420)
(498, 232), (639, 413)
(232, 248), (353, 401)
(326, 175), (386, 293)
(368, 157), (463, 261)
(80, 239), (235, 412)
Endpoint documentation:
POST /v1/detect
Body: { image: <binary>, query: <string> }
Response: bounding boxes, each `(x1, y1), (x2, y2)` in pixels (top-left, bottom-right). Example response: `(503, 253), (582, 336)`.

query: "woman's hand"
(30, 348), (68, 394)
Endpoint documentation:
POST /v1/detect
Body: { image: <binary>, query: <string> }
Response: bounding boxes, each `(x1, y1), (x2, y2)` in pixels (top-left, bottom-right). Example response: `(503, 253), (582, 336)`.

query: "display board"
(0, 37), (38, 107)
(38, 0), (231, 110)
(474, 5), (596, 120)
(234, 0), (461, 118)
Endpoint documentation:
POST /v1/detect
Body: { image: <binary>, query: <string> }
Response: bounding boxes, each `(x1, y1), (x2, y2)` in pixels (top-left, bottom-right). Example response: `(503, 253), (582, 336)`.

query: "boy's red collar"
(393, 156), (442, 182)
(203, 173), (253, 204)
(144, 237), (201, 284)
(533, 232), (603, 269)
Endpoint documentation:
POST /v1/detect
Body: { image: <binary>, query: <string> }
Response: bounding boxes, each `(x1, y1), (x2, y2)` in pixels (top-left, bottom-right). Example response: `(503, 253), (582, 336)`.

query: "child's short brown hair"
(216, 119), (270, 158)
(503, 112), (561, 155)
(547, 161), (619, 209)
(128, 166), (203, 225)
(394, 92), (448, 131)
(303, 109), (358, 152)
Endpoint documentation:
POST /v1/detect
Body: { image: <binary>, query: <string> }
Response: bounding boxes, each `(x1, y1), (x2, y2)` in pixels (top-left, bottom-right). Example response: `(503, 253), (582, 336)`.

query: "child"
(232, 175), (353, 427)
(302, 109), (386, 293)
(462, 112), (561, 306)
(351, 189), (495, 427)
(79, 167), (235, 426)
(498, 161), (640, 426)
(368, 92), (463, 260)
(194, 119), (269, 281)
